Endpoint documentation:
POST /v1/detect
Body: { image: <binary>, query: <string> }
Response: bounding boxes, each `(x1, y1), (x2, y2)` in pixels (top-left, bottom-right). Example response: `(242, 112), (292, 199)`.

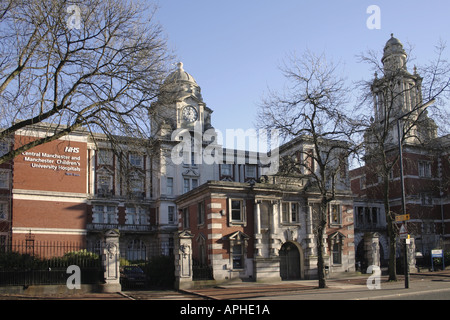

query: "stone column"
(174, 230), (194, 290)
(100, 229), (121, 293)
(254, 200), (262, 257)
(306, 205), (313, 235)
(269, 200), (279, 257)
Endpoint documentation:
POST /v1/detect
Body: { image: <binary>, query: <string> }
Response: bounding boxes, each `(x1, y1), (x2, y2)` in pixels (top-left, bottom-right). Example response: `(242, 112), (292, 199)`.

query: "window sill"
(330, 223), (342, 228)
(281, 222), (301, 227)
(229, 221), (246, 227)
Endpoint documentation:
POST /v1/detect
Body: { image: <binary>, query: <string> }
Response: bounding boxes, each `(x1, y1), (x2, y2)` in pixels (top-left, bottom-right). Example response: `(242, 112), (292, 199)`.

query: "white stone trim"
(13, 189), (87, 203)
(13, 227), (87, 235)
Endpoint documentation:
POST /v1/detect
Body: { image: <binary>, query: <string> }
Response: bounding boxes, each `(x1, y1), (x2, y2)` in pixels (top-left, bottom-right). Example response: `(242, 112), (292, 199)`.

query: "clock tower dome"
(151, 62), (213, 138)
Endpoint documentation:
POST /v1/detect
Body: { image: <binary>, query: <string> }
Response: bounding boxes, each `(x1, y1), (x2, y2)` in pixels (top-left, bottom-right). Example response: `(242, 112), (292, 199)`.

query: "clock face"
(182, 106), (198, 122)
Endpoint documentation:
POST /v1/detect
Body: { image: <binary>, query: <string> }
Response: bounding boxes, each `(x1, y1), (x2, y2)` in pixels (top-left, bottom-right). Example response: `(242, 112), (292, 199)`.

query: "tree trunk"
(317, 199), (328, 288)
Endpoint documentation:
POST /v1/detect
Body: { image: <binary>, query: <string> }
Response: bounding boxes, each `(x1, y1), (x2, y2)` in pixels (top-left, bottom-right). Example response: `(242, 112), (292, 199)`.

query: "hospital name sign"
(21, 147), (82, 174)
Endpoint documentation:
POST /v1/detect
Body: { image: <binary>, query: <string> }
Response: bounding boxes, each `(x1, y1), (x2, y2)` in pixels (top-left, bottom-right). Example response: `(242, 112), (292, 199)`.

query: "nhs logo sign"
(65, 146), (80, 153)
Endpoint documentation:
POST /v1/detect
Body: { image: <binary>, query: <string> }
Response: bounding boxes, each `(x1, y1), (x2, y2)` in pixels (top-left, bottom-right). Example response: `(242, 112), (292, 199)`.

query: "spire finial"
(177, 62), (184, 71)
(391, 33), (394, 38)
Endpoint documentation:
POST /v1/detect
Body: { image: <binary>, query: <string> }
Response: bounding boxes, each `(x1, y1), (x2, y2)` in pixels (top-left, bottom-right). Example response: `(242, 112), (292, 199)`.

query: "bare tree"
(256, 51), (359, 288)
(0, 0), (171, 165)
(355, 36), (450, 281)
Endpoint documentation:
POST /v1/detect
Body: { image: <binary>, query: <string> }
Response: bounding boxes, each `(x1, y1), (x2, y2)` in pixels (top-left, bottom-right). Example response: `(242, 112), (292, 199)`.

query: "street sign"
(431, 249), (445, 271)
(431, 249), (443, 258)
(395, 214), (410, 222)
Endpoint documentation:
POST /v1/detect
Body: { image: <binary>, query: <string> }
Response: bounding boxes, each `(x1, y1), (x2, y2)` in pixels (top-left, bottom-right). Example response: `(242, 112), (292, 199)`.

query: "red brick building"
(10, 130), (89, 243)
(350, 35), (450, 266)
(351, 137), (450, 260)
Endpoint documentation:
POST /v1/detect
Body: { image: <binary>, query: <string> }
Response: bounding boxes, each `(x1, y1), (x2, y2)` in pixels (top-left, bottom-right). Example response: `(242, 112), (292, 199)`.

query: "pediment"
(224, 231), (250, 241)
(183, 95), (204, 106)
(129, 169), (145, 177)
(97, 166), (114, 175)
(177, 229), (194, 239)
(103, 229), (120, 237)
(182, 169), (199, 177)
(328, 231), (346, 239)
(196, 233), (206, 243)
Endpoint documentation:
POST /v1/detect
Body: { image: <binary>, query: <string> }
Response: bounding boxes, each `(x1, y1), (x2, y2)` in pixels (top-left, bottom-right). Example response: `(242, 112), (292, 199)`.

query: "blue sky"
(154, 0), (449, 147)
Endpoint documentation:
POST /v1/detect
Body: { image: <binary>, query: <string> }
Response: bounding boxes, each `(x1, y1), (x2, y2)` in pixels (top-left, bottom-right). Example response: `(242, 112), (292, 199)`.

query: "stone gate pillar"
(100, 229), (121, 293)
(174, 230), (194, 290)
(407, 237), (417, 273)
(364, 232), (380, 268)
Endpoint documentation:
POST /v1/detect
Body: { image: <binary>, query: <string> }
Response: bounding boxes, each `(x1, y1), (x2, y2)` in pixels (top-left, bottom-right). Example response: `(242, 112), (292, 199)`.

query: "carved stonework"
(100, 229), (121, 293)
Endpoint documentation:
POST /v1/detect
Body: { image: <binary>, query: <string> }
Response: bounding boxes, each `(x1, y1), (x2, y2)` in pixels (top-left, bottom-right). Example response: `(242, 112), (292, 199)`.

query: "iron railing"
(192, 261), (214, 281)
(86, 223), (155, 232)
(0, 241), (102, 286)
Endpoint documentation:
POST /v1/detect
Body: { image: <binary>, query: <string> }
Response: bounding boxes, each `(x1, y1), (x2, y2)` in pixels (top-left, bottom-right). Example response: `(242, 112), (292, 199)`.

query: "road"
(243, 279), (450, 300)
(387, 289), (450, 300)
(181, 271), (450, 300)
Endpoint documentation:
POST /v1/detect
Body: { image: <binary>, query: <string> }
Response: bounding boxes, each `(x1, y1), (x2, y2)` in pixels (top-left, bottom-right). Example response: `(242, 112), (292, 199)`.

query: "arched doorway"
(280, 242), (302, 280)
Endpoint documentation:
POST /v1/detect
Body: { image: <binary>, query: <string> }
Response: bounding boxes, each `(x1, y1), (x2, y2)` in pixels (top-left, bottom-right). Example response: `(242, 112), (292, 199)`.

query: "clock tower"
(151, 62), (213, 138)
(149, 62), (218, 251)
(368, 34), (437, 148)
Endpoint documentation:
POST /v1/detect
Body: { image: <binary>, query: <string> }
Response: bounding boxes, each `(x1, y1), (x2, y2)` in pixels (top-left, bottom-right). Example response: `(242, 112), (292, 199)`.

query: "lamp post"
(396, 98), (435, 289)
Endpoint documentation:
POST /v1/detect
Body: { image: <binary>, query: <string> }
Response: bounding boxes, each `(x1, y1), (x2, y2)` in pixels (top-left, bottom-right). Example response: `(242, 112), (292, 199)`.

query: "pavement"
(0, 269), (449, 300)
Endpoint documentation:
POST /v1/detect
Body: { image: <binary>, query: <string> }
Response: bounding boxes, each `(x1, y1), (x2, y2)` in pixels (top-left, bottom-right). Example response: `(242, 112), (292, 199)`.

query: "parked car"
(120, 266), (148, 289)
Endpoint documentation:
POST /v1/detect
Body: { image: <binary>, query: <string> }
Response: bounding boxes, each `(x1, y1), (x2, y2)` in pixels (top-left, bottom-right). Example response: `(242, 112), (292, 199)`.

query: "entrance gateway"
(279, 242), (302, 280)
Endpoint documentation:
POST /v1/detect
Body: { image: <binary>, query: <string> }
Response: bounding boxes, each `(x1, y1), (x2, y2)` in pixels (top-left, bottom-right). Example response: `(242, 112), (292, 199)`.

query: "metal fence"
(0, 241), (102, 286)
(192, 260), (214, 281)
